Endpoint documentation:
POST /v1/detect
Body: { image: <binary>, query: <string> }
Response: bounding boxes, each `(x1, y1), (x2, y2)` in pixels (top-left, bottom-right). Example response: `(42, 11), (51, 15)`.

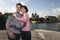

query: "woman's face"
(21, 7), (26, 13)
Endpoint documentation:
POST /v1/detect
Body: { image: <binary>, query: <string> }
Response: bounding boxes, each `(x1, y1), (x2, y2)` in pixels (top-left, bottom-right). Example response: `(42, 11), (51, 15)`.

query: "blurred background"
(0, 0), (60, 32)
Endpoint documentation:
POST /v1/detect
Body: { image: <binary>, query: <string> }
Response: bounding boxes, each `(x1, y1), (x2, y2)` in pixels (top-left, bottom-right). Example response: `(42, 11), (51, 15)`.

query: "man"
(6, 3), (22, 40)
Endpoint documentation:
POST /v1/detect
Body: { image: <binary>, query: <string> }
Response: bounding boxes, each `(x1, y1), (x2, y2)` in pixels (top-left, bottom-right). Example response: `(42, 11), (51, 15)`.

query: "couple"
(6, 3), (31, 40)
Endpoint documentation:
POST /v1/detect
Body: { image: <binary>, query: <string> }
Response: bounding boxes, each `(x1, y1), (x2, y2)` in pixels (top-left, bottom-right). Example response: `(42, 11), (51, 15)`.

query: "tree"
(0, 13), (8, 30)
(3, 13), (8, 20)
(0, 12), (2, 15)
(40, 17), (45, 23)
(58, 15), (60, 22)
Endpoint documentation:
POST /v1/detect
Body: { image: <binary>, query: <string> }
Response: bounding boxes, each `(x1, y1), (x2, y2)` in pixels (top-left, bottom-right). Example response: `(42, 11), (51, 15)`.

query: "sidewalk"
(0, 30), (43, 40)
(1, 29), (60, 40)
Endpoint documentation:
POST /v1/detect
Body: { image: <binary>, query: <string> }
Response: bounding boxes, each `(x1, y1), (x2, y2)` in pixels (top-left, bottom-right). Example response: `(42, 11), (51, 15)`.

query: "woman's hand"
(13, 13), (17, 19)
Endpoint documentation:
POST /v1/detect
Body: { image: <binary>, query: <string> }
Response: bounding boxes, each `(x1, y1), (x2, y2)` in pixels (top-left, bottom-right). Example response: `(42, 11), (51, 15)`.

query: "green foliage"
(58, 15), (60, 22)
(0, 12), (8, 30)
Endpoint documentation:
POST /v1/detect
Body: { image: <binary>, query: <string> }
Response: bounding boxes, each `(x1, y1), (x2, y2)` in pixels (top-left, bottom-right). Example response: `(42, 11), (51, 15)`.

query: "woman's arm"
(13, 14), (28, 22)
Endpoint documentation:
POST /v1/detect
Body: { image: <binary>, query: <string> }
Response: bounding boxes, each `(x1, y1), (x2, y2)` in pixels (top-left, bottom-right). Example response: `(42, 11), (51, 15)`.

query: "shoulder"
(24, 13), (29, 16)
(24, 13), (29, 18)
(8, 15), (12, 18)
(24, 14), (30, 20)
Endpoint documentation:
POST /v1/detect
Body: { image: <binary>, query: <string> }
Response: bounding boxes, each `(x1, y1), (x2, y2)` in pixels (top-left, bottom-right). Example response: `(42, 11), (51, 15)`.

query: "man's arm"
(6, 16), (12, 33)
(6, 16), (15, 38)
(6, 22), (11, 33)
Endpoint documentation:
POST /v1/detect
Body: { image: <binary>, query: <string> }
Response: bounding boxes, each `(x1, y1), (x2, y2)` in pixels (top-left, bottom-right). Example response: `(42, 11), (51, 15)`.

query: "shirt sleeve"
(6, 15), (12, 23)
(16, 14), (28, 22)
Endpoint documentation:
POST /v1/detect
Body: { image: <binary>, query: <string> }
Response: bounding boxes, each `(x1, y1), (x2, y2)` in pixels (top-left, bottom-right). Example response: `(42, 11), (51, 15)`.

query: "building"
(45, 16), (58, 23)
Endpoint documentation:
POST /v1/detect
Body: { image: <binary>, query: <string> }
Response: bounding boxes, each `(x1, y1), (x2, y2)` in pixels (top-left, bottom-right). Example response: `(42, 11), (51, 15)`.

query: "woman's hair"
(22, 6), (28, 12)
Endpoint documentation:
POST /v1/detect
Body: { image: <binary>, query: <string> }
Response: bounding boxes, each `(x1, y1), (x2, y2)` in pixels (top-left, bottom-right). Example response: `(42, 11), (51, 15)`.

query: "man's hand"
(8, 32), (15, 38)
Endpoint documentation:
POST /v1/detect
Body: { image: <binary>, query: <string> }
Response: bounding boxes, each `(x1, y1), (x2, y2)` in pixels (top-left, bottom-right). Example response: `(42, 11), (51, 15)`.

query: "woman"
(13, 6), (31, 40)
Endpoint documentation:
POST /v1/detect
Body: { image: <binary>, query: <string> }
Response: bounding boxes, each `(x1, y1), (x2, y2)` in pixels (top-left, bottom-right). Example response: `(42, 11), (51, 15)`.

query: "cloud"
(12, 0), (29, 5)
(51, 3), (55, 7)
(0, 0), (29, 15)
(0, 0), (3, 3)
(12, 0), (19, 2)
(6, 7), (16, 13)
(0, 7), (3, 12)
(20, 1), (25, 5)
(7, 0), (29, 12)
(50, 8), (60, 17)
(52, 8), (60, 13)
(0, 7), (6, 14)
(35, 11), (50, 17)
(36, 9), (60, 17)
(0, 6), (16, 14)
(20, 0), (29, 5)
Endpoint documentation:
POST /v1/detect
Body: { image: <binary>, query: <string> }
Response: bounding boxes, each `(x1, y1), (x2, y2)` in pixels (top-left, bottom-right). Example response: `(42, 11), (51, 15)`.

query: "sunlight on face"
(16, 5), (21, 12)
(21, 7), (26, 13)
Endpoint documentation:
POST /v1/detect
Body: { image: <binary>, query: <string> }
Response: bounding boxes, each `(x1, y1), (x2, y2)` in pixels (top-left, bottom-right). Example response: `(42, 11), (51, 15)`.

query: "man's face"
(16, 5), (21, 12)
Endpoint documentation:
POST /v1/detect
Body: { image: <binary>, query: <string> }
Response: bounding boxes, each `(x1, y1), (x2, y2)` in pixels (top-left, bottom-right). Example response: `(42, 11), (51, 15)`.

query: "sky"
(0, 0), (60, 17)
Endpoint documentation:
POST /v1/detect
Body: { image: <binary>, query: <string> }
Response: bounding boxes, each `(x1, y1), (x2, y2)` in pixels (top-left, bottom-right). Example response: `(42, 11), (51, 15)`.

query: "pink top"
(16, 13), (30, 31)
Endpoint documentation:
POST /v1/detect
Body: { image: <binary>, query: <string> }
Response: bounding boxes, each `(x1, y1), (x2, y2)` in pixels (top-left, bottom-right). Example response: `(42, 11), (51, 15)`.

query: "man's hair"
(22, 6), (28, 12)
(16, 3), (22, 7)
